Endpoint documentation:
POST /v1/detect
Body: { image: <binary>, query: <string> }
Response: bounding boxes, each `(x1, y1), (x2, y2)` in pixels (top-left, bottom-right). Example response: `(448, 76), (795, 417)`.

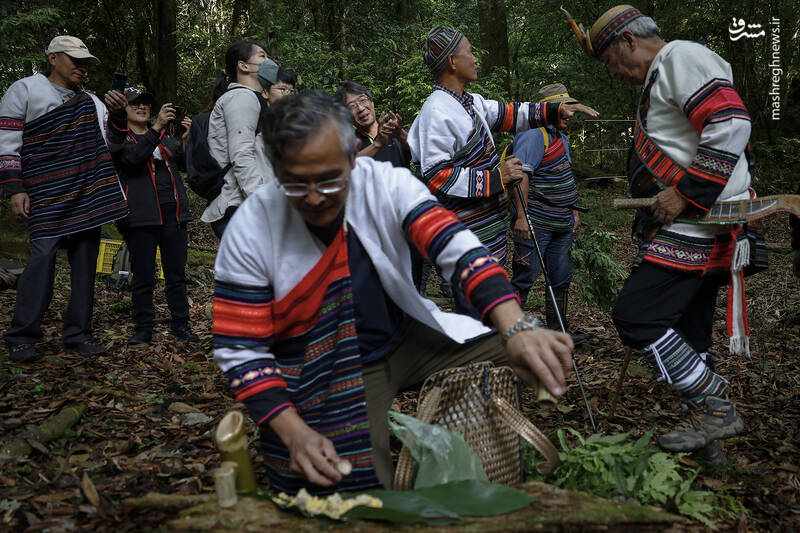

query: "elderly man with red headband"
(563, 5), (767, 456)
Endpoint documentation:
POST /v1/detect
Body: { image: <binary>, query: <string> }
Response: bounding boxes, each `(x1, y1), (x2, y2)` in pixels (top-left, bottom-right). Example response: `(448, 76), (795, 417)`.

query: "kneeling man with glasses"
(211, 91), (574, 495)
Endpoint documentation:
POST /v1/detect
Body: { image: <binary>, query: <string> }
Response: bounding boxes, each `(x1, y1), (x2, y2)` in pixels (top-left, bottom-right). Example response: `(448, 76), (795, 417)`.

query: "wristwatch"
(501, 314), (542, 346)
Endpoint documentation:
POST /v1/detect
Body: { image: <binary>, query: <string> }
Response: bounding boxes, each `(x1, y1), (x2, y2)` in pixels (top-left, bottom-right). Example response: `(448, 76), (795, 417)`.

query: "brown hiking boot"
(658, 396), (744, 452)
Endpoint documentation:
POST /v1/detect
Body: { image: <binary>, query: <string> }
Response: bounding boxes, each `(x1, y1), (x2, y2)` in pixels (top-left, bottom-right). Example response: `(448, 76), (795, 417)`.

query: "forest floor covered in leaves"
(0, 182), (798, 532)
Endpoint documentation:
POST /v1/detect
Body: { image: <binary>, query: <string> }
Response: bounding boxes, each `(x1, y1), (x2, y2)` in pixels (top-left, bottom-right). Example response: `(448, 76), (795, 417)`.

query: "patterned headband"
(560, 5), (645, 58)
(591, 6), (645, 57)
(423, 25), (464, 77)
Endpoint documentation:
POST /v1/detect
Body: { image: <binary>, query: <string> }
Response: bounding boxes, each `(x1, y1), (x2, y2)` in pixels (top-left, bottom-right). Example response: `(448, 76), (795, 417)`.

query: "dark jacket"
(111, 128), (192, 227)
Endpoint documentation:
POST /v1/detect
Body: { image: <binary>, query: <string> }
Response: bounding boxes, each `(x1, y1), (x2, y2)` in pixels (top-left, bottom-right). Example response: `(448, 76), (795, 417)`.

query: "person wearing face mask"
(110, 87), (198, 346)
(200, 40), (277, 239)
(0, 35), (129, 362)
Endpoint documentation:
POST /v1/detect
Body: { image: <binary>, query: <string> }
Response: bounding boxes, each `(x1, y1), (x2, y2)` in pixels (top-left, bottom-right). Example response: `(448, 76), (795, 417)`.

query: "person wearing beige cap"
(508, 83), (582, 335)
(0, 35), (129, 362)
(563, 6), (764, 456)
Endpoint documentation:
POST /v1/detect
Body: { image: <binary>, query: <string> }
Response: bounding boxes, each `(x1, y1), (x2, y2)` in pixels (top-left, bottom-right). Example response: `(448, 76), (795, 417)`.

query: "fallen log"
(1, 404), (85, 458)
(123, 481), (689, 532)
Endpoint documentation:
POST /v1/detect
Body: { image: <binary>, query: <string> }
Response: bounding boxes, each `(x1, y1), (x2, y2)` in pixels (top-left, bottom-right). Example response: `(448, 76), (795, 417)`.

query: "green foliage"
(751, 137), (800, 194)
(570, 228), (626, 311)
(0, 6), (61, 88)
(524, 429), (723, 528)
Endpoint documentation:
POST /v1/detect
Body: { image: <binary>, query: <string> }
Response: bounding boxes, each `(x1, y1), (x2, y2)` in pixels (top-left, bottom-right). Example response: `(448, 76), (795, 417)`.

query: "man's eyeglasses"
(272, 85), (295, 95)
(345, 95), (371, 112)
(277, 177), (348, 198)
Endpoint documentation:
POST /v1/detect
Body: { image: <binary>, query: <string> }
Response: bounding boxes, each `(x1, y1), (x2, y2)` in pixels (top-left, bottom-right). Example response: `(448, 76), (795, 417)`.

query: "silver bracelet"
(501, 314), (542, 346)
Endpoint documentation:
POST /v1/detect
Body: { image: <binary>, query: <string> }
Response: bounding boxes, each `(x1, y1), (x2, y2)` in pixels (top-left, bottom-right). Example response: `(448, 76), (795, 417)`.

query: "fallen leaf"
(68, 454), (91, 465)
(182, 413), (212, 427)
(81, 472), (99, 507)
(168, 402), (201, 414)
(26, 439), (50, 456)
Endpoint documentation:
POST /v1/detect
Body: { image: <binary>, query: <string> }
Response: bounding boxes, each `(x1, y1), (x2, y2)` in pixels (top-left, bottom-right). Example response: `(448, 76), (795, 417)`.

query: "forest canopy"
(1, 0), (797, 145)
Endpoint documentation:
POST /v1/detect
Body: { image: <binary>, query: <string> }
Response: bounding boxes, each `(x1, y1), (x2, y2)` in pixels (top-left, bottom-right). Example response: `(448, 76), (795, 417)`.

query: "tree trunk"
(326, 0), (342, 51)
(308, 0), (324, 34)
(154, 0), (178, 102)
(252, 0), (277, 57)
(395, 0), (411, 24)
(230, 0), (251, 38)
(477, 0), (511, 93)
(135, 33), (152, 95)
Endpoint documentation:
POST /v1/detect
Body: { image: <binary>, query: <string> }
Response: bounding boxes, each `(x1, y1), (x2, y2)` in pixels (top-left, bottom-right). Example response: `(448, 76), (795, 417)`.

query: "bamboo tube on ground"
(213, 464), (238, 508)
(537, 386), (557, 406)
(214, 411), (257, 492)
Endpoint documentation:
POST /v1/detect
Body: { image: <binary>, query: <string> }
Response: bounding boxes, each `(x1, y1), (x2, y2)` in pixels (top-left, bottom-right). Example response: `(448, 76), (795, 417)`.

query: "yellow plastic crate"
(96, 238), (164, 280)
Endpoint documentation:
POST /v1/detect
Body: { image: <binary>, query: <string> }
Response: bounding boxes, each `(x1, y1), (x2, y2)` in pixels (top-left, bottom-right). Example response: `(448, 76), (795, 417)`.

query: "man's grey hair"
(615, 16), (660, 42)
(261, 90), (358, 165)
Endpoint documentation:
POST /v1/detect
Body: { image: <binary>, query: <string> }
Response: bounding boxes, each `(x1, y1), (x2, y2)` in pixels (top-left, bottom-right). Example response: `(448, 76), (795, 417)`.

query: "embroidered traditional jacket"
(511, 126), (578, 232)
(213, 158), (518, 494)
(631, 40), (753, 273)
(408, 86), (561, 262)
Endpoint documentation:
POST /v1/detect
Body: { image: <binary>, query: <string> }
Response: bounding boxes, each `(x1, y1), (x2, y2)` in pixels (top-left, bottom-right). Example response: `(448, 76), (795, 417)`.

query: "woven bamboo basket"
(393, 361), (559, 490)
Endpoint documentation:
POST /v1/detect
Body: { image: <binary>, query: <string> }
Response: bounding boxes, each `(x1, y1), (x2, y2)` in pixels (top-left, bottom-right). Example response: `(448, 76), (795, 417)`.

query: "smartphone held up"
(168, 105), (187, 137)
(110, 72), (127, 94)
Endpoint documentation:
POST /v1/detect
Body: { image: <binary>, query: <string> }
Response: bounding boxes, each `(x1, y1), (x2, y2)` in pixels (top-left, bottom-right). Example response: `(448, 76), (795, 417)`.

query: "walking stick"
(608, 346), (633, 420)
(512, 169), (597, 432)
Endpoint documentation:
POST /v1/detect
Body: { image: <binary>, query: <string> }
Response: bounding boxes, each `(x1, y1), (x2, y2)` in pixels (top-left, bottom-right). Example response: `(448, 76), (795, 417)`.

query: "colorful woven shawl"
(257, 225), (380, 494)
(20, 93), (128, 240)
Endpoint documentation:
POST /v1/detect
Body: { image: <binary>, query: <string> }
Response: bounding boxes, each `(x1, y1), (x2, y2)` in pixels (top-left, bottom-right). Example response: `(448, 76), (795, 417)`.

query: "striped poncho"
(19, 93), (128, 239)
(0, 74), (128, 239)
(511, 126), (578, 232)
(213, 158), (516, 494)
(408, 85), (562, 263)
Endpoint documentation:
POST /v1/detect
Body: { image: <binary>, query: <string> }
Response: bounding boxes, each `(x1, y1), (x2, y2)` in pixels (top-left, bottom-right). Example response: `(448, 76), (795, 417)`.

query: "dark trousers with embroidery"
(362, 320), (506, 489)
(125, 220), (190, 332)
(612, 262), (729, 405)
(4, 227), (100, 346)
(613, 262), (725, 353)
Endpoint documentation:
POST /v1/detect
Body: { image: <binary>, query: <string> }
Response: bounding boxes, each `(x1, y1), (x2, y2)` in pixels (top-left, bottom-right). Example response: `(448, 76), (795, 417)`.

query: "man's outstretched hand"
(559, 102), (599, 129)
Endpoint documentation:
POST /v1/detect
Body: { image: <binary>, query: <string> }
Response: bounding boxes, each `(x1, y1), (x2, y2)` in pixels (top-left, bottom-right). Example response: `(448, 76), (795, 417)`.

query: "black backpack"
(185, 87), (261, 202)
